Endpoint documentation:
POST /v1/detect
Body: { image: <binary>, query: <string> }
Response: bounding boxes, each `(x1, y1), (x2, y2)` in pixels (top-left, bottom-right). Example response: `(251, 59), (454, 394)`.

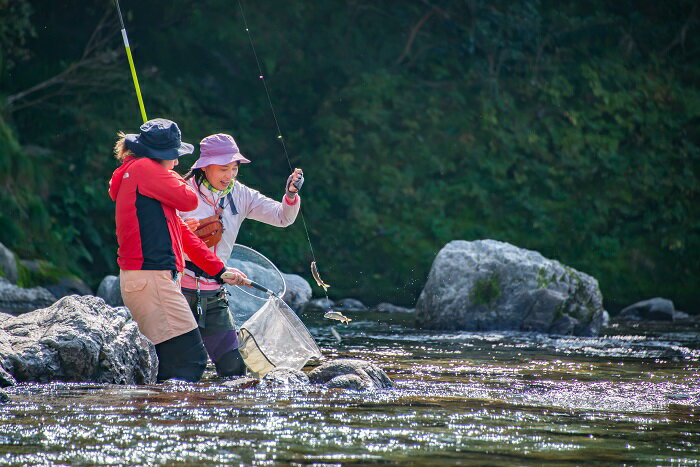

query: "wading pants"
(182, 287), (246, 377)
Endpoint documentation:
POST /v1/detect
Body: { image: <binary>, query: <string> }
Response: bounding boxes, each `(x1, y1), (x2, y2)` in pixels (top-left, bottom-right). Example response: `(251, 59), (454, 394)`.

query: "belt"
(184, 260), (219, 280)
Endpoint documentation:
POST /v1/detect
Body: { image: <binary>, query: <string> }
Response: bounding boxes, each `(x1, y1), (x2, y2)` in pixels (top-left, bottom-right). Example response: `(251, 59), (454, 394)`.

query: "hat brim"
(124, 134), (194, 160)
(191, 152), (251, 169)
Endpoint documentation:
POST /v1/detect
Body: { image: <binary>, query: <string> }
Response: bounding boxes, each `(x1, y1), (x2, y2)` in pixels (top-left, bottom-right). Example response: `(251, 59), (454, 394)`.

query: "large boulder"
(0, 295), (157, 386)
(308, 359), (394, 390)
(416, 240), (609, 336)
(0, 242), (18, 284)
(96, 275), (124, 307)
(281, 273), (312, 311)
(618, 297), (675, 321)
(0, 277), (56, 316)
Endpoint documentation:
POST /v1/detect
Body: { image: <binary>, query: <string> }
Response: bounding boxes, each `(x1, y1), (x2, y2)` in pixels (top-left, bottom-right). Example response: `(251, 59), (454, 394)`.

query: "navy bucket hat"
(124, 118), (194, 160)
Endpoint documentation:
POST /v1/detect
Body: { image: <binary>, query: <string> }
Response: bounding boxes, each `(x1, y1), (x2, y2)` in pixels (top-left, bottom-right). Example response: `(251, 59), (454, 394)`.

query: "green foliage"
(0, 0), (698, 310)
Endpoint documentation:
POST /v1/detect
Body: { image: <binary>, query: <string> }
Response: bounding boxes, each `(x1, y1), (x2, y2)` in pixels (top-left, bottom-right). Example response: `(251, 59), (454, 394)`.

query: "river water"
(0, 311), (698, 465)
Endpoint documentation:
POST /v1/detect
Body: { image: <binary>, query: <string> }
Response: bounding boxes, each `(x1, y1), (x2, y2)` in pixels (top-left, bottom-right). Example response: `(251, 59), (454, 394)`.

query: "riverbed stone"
(301, 298), (334, 314)
(0, 242), (18, 284)
(308, 359), (394, 390)
(415, 240), (609, 336)
(618, 298), (675, 321)
(0, 295), (157, 385)
(262, 367), (310, 386)
(281, 273), (312, 311)
(97, 275), (123, 307)
(371, 303), (415, 313)
(335, 298), (367, 312)
(0, 277), (56, 316)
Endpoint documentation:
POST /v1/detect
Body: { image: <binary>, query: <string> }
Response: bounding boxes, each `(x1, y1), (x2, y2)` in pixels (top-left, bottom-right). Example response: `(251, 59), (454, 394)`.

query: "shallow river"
(0, 311), (698, 465)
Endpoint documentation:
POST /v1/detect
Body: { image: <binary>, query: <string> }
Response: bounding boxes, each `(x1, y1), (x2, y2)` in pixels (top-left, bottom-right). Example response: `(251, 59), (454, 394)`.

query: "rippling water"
(1, 311), (698, 465)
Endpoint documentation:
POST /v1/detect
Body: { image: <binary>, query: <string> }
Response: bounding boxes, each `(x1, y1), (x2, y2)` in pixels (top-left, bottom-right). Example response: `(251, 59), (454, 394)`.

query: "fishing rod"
(236, 1), (335, 303)
(114, 0), (148, 123)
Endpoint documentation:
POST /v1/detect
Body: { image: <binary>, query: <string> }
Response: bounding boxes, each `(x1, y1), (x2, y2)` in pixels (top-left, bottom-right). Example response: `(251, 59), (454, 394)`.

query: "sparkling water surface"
(0, 312), (698, 465)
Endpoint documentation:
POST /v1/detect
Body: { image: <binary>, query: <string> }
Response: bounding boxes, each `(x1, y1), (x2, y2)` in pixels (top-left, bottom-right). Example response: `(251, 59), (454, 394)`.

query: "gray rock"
(0, 295), (157, 385)
(618, 298), (675, 321)
(44, 277), (93, 299)
(281, 273), (312, 311)
(97, 275), (123, 307)
(415, 240), (608, 336)
(0, 390), (8, 403)
(301, 298), (334, 314)
(262, 367), (310, 386)
(308, 359), (394, 390)
(674, 311), (690, 321)
(335, 298), (367, 312)
(371, 302), (415, 313)
(0, 277), (56, 316)
(0, 242), (17, 284)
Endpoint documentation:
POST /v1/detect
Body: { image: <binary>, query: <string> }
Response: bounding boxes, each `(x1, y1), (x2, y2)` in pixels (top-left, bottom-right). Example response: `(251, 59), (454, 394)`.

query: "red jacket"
(109, 156), (225, 276)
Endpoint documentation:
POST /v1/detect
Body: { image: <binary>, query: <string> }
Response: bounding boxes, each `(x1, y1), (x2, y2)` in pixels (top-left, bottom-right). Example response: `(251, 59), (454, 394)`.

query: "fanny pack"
(192, 191), (238, 248)
(194, 214), (223, 248)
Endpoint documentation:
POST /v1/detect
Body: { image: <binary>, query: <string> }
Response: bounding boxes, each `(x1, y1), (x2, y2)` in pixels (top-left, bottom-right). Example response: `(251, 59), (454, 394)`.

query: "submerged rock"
(371, 302), (415, 313)
(0, 295), (157, 386)
(97, 275), (124, 307)
(262, 367), (310, 386)
(308, 359), (394, 390)
(281, 273), (312, 311)
(335, 298), (368, 312)
(416, 240), (609, 336)
(301, 298), (334, 314)
(0, 277), (56, 316)
(618, 298), (675, 321)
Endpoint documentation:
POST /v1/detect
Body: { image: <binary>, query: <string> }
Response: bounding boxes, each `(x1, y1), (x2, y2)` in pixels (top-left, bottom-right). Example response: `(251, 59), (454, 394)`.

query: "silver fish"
(311, 261), (331, 291)
(324, 310), (351, 325)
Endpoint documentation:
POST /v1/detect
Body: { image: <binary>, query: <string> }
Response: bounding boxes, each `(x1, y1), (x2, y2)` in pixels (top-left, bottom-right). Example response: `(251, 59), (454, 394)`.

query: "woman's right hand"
(184, 217), (200, 232)
(221, 267), (248, 286)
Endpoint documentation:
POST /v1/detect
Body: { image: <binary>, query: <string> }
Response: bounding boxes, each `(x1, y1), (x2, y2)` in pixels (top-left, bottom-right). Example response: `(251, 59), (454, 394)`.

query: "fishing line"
(237, 0), (331, 299)
(114, 0), (148, 123)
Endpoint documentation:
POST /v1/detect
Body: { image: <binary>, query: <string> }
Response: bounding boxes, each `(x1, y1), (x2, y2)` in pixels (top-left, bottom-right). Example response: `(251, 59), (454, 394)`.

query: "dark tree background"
(1, 0), (698, 312)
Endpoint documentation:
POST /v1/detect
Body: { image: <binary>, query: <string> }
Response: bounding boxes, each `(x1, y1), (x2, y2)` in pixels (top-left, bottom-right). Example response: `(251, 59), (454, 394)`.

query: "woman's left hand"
(286, 168), (304, 197)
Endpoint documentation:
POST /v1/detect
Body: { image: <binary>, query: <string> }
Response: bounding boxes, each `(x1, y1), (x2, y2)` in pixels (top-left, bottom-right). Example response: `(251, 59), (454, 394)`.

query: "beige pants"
(120, 269), (197, 345)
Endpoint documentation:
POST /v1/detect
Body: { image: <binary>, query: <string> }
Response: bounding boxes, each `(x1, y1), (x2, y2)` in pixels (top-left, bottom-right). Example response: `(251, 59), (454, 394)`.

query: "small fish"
(324, 310), (351, 325)
(330, 327), (342, 343)
(310, 261), (331, 291)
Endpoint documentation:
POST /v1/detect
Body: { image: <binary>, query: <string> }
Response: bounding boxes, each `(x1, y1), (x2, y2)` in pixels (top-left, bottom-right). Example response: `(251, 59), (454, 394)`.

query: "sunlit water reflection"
(1, 311), (698, 465)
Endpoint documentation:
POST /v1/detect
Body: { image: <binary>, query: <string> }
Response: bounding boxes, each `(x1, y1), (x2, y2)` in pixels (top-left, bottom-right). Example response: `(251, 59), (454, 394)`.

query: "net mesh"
(238, 296), (322, 378)
(226, 244), (286, 322)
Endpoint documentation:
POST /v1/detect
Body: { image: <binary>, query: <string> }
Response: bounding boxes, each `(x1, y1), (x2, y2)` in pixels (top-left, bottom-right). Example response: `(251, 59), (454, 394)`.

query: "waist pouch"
(194, 213), (223, 248)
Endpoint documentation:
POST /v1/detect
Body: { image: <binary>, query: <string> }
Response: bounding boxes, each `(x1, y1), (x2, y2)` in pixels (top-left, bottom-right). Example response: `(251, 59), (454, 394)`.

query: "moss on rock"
(470, 275), (501, 307)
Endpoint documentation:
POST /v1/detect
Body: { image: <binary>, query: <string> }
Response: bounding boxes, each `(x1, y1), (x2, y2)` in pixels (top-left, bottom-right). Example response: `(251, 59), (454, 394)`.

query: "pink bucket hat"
(192, 133), (251, 169)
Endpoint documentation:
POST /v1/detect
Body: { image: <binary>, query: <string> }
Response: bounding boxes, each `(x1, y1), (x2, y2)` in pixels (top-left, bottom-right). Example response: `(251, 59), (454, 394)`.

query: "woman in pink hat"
(179, 133), (303, 377)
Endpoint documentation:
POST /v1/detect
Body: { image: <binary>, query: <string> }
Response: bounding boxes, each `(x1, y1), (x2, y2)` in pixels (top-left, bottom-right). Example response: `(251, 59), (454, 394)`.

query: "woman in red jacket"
(109, 118), (245, 382)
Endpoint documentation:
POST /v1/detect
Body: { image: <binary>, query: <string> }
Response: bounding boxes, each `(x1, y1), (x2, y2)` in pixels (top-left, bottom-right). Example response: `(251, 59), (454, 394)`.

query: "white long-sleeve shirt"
(179, 177), (300, 287)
